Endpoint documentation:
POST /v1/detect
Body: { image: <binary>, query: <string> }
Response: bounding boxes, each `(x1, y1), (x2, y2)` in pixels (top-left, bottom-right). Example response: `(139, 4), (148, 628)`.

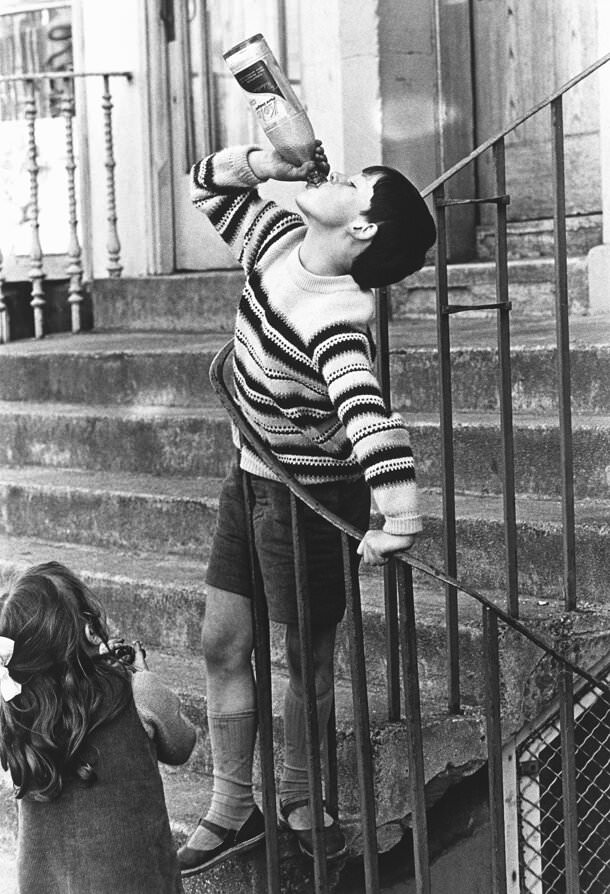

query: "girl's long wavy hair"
(0, 562), (132, 801)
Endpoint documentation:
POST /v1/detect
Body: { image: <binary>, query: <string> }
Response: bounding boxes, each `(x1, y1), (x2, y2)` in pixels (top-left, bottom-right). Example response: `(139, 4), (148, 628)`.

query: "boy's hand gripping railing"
(210, 338), (610, 894)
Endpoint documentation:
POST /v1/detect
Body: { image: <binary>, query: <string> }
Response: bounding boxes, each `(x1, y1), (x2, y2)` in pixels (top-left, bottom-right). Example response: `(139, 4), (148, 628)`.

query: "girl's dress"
(16, 671), (196, 894)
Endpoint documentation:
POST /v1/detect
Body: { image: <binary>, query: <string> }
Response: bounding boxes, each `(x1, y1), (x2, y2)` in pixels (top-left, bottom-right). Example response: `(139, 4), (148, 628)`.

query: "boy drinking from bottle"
(178, 141), (436, 874)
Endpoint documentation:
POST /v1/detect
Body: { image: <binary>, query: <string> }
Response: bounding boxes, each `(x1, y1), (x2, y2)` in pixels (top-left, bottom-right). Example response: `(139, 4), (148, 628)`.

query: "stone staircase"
(1, 221), (610, 892)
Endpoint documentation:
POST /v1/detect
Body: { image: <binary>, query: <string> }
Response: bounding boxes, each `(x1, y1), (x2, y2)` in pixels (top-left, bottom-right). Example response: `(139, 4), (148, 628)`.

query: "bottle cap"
(223, 33), (266, 60)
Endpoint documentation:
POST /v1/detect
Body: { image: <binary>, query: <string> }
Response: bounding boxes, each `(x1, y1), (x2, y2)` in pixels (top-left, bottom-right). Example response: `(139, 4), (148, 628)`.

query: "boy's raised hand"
(248, 140), (329, 182)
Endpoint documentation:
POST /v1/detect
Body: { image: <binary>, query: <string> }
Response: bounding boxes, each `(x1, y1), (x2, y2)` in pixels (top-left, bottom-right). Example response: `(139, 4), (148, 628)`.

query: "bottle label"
(234, 60), (293, 126)
(234, 60), (285, 99)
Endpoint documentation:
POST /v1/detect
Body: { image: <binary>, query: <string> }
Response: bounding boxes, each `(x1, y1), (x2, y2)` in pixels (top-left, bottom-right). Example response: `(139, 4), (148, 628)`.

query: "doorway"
(165, 0), (301, 271)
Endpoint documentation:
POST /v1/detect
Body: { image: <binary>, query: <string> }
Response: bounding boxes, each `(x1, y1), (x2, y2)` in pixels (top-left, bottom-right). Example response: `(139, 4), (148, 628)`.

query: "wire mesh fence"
(517, 675), (610, 893)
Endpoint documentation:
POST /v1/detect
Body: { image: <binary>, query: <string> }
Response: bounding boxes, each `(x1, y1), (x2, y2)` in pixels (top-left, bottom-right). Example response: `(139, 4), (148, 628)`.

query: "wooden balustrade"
(0, 70), (131, 340)
(25, 78), (45, 340)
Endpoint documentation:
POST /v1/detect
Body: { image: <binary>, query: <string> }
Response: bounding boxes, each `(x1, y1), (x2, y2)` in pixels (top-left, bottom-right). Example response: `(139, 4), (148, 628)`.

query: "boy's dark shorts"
(206, 462), (371, 628)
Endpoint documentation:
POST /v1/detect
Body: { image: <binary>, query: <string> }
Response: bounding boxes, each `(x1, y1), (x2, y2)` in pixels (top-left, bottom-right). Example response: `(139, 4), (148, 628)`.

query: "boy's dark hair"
(351, 165), (436, 289)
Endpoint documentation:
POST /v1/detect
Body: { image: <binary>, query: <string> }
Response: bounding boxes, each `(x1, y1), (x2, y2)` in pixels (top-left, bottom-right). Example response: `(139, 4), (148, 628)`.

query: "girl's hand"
(357, 529), (417, 565)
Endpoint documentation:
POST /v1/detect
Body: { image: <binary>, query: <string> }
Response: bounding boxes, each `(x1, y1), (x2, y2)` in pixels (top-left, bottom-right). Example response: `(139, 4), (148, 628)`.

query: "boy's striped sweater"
(191, 146), (422, 536)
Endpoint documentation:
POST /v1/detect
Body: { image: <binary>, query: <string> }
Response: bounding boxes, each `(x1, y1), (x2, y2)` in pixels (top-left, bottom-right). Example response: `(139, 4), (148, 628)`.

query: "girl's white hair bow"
(0, 635), (22, 702)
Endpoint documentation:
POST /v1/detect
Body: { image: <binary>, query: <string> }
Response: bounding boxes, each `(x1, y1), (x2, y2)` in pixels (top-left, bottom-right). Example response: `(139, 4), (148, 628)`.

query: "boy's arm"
(190, 147), (317, 275)
(311, 326), (421, 558)
(131, 671), (197, 765)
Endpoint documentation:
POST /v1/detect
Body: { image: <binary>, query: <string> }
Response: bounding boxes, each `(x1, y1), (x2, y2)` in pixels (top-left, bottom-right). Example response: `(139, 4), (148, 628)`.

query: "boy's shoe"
(279, 799), (347, 861)
(177, 806), (265, 876)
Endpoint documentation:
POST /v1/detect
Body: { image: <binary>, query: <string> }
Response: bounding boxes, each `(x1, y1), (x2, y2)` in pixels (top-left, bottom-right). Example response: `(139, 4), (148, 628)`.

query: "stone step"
(1, 402), (609, 498)
(392, 256), (589, 318)
(2, 318), (610, 414)
(475, 214), (602, 262)
(0, 467), (223, 561)
(0, 331), (227, 407)
(92, 271), (244, 333)
(1, 478), (610, 603)
(89, 259), (589, 333)
(0, 402), (231, 478)
(0, 650), (489, 891)
(2, 502), (610, 702)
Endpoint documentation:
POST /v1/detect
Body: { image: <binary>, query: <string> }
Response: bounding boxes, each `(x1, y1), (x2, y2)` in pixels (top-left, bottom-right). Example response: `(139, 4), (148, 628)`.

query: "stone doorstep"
(2, 321), (610, 415)
(0, 338), (224, 407)
(392, 256), (589, 318)
(89, 258), (590, 332)
(3, 346), (610, 417)
(474, 214), (602, 261)
(2, 406), (610, 495)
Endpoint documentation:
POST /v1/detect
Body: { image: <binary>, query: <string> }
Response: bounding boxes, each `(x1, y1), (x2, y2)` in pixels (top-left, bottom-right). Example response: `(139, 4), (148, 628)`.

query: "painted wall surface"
(77, 0), (150, 278)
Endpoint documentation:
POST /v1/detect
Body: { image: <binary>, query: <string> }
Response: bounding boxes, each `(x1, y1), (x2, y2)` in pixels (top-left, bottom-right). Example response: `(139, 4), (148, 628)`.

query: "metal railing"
(210, 340), (610, 894)
(380, 51), (610, 716)
(0, 69), (131, 341)
(209, 53), (610, 894)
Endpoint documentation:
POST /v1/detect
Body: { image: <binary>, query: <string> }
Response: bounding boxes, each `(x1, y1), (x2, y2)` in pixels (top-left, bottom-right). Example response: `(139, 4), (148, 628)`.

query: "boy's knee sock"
(279, 685), (333, 807)
(205, 708), (258, 831)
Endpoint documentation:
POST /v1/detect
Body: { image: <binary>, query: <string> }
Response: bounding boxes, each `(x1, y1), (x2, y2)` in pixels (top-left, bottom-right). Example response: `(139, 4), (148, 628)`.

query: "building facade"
(0, 0), (608, 307)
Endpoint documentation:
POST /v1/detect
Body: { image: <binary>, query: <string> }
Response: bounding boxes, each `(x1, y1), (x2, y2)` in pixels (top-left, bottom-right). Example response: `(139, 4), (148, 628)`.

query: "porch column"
(588, 1), (610, 313)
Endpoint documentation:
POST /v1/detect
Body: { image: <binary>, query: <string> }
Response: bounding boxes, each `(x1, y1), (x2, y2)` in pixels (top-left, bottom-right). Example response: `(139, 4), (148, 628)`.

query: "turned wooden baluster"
(102, 75), (122, 277)
(0, 244), (8, 344)
(25, 79), (45, 338)
(61, 87), (84, 332)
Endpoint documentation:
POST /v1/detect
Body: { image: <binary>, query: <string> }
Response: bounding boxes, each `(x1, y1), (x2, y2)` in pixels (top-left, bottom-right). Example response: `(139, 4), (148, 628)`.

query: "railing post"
(434, 184), (461, 715)
(342, 533), (381, 894)
(492, 138), (519, 618)
(483, 607), (507, 894)
(396, 561), (431, 894)
(241, 471), (281, 894)
(102, 74), (123, 278)
(25, 78), (46, 339)
(558, 667), (580, 893)
(551, 96), (577, 612)
(290, 494), (329, 893)
(61, 88), (85, 334)
(0, 245), (8, 344)
(375, 284), (401, 721)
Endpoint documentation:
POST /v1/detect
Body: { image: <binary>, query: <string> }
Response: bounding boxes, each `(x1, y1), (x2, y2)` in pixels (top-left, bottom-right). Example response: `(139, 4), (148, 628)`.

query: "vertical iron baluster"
(558, 666), (580, 893)
(290, 494), (329, 893)
(482, 607), (507, 894)
(492, 138), (519, 618)
(0, 245), (8, 344)
(102, 75), (123, 277)
(434, 184), (460, 714)
(25, 79), (45, 339)
(396, 561), (431, 894)
(324, 663), (339, 822)
(61, 88), (84, 334)
(241, 471), (281, 894)
(375, 285), (401, 720)
(551, 97), (577, 611)
(341, 533), (381, 894)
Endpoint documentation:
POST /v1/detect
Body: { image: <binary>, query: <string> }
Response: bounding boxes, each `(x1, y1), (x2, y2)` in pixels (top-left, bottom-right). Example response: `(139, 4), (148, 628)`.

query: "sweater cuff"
(225, 145), (267, 186)
(382, 513), (423, 536)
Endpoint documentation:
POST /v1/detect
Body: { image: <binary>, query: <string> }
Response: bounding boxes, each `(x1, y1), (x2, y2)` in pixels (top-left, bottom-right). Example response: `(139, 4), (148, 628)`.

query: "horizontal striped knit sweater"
(191, 146), (422, 536)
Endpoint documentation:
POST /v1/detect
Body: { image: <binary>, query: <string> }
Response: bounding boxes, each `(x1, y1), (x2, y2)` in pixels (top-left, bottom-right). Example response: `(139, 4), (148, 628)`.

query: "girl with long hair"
(0, 561), (196, 894)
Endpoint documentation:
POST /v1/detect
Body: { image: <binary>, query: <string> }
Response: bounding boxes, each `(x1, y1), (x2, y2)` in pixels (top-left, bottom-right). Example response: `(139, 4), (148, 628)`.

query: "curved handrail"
(421, 51), (610, 197)
(209, 338), (610, 698)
